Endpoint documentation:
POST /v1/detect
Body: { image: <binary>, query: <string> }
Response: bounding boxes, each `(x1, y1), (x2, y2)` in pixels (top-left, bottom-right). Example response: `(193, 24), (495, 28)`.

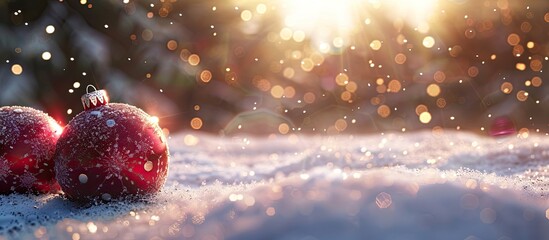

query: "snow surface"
(1, 131), (549, 240)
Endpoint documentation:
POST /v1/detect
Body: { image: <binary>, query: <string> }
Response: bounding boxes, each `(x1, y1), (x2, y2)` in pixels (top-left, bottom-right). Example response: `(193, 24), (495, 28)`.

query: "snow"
(1, 131), (549, 239)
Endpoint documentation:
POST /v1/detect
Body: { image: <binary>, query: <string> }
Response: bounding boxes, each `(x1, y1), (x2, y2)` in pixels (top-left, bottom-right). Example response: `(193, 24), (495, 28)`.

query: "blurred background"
(0, 0), (547, 136)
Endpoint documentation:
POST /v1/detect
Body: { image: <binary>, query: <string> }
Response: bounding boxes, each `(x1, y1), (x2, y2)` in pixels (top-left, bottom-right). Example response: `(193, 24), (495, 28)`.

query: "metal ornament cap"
(81, 85), (109, 110)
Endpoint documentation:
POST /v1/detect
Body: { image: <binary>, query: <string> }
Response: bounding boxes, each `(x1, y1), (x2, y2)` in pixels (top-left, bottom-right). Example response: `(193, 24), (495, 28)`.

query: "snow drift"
(1, 131), (548, 239)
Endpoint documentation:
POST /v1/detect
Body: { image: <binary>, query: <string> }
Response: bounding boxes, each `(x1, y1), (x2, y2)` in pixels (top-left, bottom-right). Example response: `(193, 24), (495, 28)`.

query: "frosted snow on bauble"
(0, 106), (62, 194)
(54, 86), (169, 202)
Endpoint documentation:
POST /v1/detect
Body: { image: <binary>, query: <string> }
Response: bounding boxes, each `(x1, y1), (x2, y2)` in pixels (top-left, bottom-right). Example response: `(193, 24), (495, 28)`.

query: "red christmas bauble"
(54, 87), (169, 202)
(0, 106), (62, 194)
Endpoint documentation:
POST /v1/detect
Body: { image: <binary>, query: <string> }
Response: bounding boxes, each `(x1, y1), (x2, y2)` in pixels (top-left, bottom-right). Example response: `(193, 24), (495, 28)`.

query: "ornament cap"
(81, 85), (109, 110)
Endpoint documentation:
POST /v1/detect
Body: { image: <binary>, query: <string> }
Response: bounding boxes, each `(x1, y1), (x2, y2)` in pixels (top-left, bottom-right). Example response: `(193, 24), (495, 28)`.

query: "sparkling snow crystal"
(1, 131), (549, 239)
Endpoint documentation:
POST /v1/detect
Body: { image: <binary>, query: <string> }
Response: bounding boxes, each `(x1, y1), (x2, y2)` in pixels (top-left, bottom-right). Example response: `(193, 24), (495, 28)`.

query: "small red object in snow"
(489, 116), (516, 137)
(0, 106), (62, 194)
(54, 86), (169, 202)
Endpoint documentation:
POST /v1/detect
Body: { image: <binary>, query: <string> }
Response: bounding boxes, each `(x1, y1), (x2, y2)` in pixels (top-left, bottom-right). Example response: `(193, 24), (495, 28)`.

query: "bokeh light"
(422, 36), (435, 48)
(426, 84), (441, 97)
(188, 54), (200, 66)
(190, 117), (203, 130)
(166, 40), (178, 51)
(0, 0), (546, 136)
(419, 112), (432, 124)
(500, 82), (513, 94)
(41, 52), (52, 61)
(199, 70), (212, 83)
(11, 64), (23, 75)
(45, 25), (55, 34)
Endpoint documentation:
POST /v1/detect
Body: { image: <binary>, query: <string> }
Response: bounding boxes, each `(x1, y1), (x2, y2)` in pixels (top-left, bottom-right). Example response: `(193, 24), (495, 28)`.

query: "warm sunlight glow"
(383, 0), (438, 31)
(49, 118), (64, 136)
(278, 0), (438, 51)
(279, 0), (359, 49)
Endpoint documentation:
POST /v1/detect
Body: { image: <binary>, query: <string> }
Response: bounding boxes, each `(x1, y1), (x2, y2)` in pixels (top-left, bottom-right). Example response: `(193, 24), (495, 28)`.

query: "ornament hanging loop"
(81, 86), (109, 110)
(86, 85), (98, 94)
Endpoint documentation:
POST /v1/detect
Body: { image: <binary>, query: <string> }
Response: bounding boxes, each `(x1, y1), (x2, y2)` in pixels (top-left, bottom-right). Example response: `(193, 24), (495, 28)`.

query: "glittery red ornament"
(0, 106), (62, 194)
(54, 86), (169, 202)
